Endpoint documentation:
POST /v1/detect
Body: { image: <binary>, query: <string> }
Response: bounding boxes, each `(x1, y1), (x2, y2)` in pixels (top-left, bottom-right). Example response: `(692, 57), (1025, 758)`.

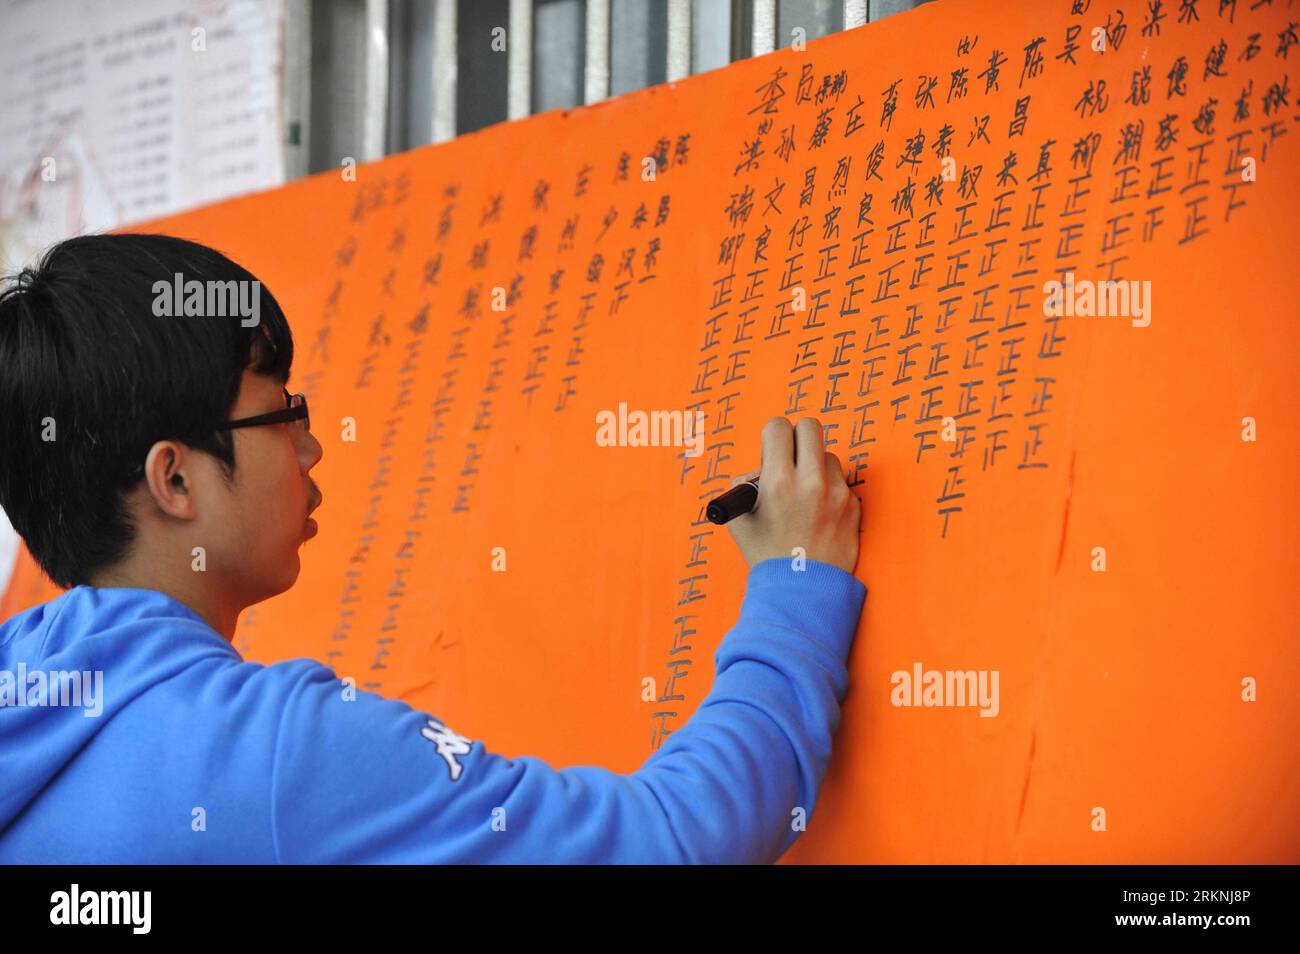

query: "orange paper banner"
(6, 0), (1298, 862)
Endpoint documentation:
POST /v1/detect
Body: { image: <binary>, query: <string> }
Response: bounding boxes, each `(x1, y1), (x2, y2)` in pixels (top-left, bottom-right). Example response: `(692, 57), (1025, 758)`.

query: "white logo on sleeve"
(420, 718), (472, 781)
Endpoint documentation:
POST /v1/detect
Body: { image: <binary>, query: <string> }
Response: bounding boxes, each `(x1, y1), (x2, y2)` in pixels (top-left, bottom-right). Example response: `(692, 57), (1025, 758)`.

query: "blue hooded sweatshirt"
(0, 557), (865, 863)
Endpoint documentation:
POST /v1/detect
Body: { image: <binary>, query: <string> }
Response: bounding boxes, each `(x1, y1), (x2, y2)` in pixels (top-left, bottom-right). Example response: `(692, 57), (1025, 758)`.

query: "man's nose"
(298, 429), (323, 469)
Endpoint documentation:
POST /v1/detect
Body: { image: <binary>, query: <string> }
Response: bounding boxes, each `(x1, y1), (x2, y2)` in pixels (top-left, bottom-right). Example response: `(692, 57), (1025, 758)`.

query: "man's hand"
(725, 416), (862, 575)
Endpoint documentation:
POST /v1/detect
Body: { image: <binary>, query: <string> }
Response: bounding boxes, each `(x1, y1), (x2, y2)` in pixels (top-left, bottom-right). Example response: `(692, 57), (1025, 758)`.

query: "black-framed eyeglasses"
(215, 389), (310, 433)
(128, 388), (310, 481)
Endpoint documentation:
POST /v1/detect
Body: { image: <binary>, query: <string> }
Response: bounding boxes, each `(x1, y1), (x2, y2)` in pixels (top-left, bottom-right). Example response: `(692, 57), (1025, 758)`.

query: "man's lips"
(305, 492), (322, 537)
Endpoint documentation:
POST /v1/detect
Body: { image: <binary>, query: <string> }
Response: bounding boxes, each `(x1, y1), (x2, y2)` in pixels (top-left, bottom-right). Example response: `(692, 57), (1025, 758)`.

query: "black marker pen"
(706, 475), (759, 525)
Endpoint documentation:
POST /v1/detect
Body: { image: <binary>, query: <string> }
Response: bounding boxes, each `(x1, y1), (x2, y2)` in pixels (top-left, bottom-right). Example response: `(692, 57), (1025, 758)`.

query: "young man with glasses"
(0, 232), (866, 863)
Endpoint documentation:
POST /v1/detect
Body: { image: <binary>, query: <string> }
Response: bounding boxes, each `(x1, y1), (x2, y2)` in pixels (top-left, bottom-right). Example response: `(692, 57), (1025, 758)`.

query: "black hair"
(0, 232), (294, 589)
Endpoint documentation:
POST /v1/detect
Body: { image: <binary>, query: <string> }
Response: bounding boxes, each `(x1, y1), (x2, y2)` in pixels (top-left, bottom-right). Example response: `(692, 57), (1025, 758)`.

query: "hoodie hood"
(0, 585), (239, 834)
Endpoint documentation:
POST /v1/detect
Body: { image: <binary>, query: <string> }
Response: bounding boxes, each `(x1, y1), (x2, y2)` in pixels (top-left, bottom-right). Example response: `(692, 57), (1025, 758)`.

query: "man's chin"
(278, 552), (303, 593)
(248, 555), (301, 606)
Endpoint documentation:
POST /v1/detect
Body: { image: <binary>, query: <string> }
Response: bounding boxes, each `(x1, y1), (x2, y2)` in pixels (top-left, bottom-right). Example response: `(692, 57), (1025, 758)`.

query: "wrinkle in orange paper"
(6, 0), (1299, 862)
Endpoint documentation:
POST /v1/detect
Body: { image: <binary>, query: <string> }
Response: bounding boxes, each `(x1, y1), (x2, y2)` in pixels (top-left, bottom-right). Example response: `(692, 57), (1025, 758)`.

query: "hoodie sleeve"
(269, 557), (866, 864)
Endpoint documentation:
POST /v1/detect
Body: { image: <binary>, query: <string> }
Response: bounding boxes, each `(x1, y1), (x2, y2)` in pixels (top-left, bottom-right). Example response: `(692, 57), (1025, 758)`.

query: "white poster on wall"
(0, 0), (287, 595)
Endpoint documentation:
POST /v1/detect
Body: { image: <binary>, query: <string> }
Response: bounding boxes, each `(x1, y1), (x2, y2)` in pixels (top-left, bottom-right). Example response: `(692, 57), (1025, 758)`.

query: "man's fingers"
(824, 451), (845, 482)
(760, 417), (795, 483)
(794, 417), (824, 475)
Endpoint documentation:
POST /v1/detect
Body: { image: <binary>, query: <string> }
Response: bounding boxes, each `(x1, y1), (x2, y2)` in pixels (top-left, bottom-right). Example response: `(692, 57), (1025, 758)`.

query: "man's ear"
(141, 442), (199, 519)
